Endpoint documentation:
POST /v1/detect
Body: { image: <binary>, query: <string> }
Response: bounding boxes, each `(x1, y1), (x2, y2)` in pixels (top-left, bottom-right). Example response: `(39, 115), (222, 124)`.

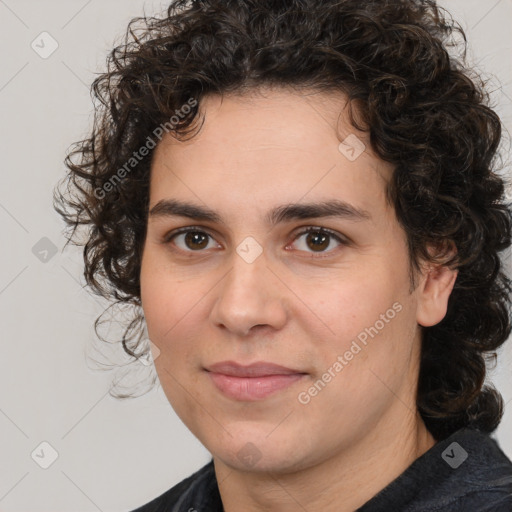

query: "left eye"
(289, 228), (346, 255)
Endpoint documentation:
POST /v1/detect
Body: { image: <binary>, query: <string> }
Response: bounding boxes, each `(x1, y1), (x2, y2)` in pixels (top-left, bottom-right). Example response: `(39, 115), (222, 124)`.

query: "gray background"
(0, 1), (511, 510)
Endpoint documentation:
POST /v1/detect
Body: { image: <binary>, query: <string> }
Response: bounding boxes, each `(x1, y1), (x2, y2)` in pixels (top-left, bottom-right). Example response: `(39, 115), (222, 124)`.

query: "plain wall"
(0, 1), (510, 510)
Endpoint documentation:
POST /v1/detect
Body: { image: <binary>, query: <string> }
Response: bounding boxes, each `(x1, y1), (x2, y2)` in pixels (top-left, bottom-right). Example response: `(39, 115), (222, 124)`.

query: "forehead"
(149, 88), (394, 219)
(163, 87), (371, 156)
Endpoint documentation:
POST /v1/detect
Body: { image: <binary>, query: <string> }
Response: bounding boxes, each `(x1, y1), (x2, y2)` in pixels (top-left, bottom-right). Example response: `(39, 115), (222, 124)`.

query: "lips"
(206, 361), (304, 377)
(205, 361), (307, 401)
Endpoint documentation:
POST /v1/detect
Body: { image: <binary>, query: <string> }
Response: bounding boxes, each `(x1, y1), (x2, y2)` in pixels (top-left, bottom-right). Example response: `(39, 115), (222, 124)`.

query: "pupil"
(307, 232), (329, 251)
(185, 231), (208, 250)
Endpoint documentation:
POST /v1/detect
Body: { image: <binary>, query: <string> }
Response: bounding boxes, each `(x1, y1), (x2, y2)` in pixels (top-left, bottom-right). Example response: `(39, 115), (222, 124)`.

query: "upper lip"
(205, 361), (305, 377)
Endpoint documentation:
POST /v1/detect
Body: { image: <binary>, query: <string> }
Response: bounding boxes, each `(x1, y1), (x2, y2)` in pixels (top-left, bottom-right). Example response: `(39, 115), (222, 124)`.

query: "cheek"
(140, 255), (217, 380)
(141, 285), (193, 364)
(304, 267), (416, 404)
(295, 291), (415, 446)
(310, 269), (404, 346)
(140, 267), (203, 419)
(141, 249), (193, 338)
(140, 256), (187, 363)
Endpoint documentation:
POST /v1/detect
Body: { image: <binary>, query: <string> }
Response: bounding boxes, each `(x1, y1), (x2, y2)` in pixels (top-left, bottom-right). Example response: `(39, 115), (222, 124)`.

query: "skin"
(140, 87), (458, 512)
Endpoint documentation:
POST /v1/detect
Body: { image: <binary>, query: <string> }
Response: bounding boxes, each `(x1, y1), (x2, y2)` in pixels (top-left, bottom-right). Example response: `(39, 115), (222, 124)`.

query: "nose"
(209, 247), (288, 338)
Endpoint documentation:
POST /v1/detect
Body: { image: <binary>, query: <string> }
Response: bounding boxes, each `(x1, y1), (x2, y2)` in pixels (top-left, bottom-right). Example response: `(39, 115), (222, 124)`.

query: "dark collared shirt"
(131, 426), (512, 511)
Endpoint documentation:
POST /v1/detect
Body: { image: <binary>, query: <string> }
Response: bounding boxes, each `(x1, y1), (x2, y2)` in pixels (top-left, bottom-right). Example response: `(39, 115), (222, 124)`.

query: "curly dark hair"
(53, 0), (512, 442)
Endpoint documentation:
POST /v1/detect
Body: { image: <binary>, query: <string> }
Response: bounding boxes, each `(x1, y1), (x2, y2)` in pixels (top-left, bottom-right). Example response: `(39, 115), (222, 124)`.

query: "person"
(53, 0), (512, 510)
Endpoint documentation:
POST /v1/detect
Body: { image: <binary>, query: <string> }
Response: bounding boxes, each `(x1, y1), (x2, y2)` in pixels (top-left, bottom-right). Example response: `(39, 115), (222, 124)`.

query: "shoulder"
(415, 427), (512, 512)
(441, 492), (512, 512)
(357, 426), (512, 512)
(453, 427), (512, 483)
(129, 460), (217, 512)
(441, 427), (512, 511)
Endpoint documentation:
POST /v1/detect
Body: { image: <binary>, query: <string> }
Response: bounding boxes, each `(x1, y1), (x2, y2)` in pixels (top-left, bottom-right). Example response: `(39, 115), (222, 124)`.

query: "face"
(140, 88), (441, 474)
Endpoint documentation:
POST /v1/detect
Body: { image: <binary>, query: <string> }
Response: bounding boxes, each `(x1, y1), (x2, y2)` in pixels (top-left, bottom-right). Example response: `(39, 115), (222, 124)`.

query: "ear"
(416, 241), (459, 327)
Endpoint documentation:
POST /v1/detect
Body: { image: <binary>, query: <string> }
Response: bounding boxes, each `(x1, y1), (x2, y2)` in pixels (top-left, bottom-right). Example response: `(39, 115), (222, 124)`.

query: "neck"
(214, 412), (436, 512)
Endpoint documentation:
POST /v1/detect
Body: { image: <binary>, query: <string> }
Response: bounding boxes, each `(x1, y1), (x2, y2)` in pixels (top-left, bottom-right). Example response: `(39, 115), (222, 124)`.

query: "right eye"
(163, 228), (222, 253)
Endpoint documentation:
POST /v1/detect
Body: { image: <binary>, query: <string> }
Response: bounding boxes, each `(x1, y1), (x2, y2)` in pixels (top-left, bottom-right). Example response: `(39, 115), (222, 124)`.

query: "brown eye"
(305, 231), (330, 252)
(183, 231), (209, 250)
(290, 227), (347, 256)
(164, 229), (219, 252)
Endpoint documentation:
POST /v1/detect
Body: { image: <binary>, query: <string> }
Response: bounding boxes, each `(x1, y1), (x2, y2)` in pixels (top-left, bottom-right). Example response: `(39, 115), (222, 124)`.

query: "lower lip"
(207, 372), (306, 401)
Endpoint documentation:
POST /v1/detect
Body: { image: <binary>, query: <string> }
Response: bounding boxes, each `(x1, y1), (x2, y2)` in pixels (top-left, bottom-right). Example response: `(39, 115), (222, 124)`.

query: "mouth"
(204, 361), (308, 401)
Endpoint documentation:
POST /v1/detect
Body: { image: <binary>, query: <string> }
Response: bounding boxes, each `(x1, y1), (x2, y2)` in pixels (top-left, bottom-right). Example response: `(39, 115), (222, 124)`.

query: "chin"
(206, 428), (312, 474)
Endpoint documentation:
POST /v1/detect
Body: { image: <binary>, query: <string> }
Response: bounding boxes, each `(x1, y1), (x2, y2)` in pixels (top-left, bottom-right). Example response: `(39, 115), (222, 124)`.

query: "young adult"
(54, 1), (512, 510)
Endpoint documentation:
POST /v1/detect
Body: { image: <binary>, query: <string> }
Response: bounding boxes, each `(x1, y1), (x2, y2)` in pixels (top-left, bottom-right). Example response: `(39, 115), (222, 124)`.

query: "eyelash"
(162, 226), (349, 258)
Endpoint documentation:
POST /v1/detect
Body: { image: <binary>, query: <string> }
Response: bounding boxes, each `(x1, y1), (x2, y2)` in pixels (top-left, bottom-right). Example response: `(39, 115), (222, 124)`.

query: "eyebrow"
(149, 199), (372, 226)
(148, 198), (371, 225)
